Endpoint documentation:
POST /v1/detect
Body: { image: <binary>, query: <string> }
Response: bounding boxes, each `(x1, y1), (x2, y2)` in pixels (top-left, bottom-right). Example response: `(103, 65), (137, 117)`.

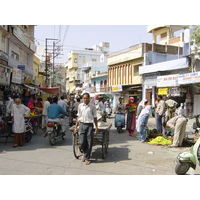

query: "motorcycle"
(114, 108), (125, 133)
(175, 136), (200, 175)
(46, 120), (65, 145)
(0, 117), (32, 144)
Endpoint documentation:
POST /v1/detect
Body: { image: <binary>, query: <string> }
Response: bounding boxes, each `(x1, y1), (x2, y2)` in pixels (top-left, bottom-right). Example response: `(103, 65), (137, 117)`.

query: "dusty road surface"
(0, 116), (199, 175)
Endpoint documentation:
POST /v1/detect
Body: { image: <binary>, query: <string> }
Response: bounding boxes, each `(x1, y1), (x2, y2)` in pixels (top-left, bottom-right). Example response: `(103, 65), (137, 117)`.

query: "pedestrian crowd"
(0, 91), (188, 165)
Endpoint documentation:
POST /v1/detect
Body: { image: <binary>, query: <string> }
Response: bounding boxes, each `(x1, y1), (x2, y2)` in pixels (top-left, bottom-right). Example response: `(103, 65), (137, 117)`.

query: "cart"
(69, 122), (112, 159)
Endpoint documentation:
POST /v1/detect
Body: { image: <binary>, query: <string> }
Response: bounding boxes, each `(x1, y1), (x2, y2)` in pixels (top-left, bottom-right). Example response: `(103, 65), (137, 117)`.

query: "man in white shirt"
(74, 93), (98, 165)
(42, 97), (52, 134)
(99, 97), (107, 122)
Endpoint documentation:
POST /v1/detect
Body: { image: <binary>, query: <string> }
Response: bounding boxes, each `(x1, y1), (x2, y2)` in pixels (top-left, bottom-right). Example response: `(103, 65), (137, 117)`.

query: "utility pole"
(45, 38), (61, 87)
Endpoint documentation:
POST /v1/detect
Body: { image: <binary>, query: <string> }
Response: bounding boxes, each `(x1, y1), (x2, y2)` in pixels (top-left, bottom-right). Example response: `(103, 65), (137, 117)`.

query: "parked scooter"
(175, 136), (200, 175)
(114, 108), (125, 133)
(46, 119), (65, 145)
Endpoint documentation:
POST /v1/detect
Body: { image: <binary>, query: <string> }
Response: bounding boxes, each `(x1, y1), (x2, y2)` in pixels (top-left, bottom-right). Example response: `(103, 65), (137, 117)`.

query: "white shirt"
(99, 101), (106, 111)
(77, 103), (97, 123)
(58, 99), (66, 111)
(42, 100), (50, 116)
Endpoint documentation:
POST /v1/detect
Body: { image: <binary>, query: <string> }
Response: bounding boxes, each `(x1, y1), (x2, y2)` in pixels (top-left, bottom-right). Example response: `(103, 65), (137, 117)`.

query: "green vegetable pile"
(148, 136), (172, 145)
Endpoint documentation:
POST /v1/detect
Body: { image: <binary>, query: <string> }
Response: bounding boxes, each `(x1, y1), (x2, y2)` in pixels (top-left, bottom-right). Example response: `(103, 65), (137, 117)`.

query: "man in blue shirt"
(47, 97), (68, 135)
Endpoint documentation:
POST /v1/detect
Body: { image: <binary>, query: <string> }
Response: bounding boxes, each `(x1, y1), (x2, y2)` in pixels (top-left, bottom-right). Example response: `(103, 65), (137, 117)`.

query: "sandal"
(85, 160), (91, 165)
(81, 156), (85, 162)
(13, 144), (18, 148)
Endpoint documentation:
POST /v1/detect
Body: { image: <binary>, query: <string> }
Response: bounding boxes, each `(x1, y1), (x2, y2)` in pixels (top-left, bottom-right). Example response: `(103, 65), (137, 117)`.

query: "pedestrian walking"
(165, 115), (187, 147)
(136, 105), (151, 142)
(126, 97), (137, 136)
(74, 93), (99, 165)
(11, 98), (30, 148)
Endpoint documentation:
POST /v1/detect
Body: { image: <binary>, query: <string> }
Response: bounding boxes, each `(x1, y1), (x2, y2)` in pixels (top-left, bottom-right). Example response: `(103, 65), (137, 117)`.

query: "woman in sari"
(136, 105), (151, 142)
(126, 97), (137, 136)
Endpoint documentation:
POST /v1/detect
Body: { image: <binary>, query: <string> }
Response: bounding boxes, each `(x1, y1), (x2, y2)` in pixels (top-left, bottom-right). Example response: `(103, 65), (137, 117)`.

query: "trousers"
(173, 118), (187, 146)
(79, 123), (94, 161)
(48, 118), (66, 133)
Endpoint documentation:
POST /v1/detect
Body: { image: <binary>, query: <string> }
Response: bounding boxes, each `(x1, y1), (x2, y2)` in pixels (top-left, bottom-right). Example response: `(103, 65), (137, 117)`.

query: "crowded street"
(0, 115), (199, 175)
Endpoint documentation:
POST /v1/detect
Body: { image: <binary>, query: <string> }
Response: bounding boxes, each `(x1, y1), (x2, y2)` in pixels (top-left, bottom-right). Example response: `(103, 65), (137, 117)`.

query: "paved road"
(0, 116), (200, 175)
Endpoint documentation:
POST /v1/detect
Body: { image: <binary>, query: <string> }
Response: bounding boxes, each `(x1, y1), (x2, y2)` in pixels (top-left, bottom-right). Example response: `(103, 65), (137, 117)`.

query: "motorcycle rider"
(114, 97), (125, 113)
(47, 97), (68, 136)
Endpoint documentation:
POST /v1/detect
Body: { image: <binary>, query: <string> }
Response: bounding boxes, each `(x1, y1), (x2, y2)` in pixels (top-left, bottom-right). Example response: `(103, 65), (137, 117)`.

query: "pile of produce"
(148, 136), (172, 145)
(28, 112), (35, 117)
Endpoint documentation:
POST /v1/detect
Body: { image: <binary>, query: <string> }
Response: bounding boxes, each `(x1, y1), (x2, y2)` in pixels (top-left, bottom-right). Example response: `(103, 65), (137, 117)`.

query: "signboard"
(112, 85), (122, 92)
(158, 88), (168, 95)
(12, 68), (22, 84)
(178, 72), (200, 85)
(144, 72), (160, 88)
(157, 74), (179, 87)
(18, 65), (25, 70)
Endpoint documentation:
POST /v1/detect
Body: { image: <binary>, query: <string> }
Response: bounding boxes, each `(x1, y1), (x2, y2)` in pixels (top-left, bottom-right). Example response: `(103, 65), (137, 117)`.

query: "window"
(100, 80), (103, 88)
(1, 34), (5, 43)
(92, 58), (97, 62)
(11, 51), (19, 61)
(74, 58), (77, 63)
(104, 80), (107, 88)
(94, 81), (96, 86)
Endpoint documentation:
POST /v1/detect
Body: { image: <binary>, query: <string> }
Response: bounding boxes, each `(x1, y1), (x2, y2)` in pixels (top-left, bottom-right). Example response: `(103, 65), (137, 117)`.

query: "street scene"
(1, 25), (200, 175)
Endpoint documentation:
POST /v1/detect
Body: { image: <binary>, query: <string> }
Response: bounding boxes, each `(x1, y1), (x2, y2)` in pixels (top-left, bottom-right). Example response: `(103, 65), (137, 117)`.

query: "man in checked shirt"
(74, 93), (99, 165)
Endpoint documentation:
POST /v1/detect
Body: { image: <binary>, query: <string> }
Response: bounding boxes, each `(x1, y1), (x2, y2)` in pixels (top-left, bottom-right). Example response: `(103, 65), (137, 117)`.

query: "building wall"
(108, 57), (143, 87)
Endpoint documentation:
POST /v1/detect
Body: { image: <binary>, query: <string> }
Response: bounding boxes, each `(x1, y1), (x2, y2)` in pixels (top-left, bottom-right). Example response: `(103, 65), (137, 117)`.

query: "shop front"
(156, 73), (197, 117)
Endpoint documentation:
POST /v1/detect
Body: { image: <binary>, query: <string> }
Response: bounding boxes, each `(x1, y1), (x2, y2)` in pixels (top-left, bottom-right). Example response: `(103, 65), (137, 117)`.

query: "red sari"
(126, 102), (137, 136)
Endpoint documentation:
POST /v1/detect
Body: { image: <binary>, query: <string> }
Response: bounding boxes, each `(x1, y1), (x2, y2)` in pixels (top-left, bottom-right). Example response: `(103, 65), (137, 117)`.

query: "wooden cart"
(69, 123), (112, 159)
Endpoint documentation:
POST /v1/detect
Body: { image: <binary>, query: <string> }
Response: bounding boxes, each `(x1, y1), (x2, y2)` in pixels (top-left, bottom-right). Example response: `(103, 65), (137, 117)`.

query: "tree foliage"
(190, 25), (200, 53)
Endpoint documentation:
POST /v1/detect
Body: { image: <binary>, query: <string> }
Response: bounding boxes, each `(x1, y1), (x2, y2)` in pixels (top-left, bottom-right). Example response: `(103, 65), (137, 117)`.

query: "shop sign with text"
(157, 74), (179, 87)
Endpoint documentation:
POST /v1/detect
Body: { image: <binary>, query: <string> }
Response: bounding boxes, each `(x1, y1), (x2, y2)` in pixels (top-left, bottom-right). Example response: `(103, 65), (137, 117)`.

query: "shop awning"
(37, 87), (61, 94)
(139, 58), (188, 75)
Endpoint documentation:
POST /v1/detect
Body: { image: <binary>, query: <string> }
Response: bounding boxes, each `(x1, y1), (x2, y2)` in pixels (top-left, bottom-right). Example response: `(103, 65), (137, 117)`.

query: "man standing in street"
(58, 96), (67, 111)
(155, 95), (165, 134)
(74, 93), (98, 165)
(42, 97), (52, 136)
